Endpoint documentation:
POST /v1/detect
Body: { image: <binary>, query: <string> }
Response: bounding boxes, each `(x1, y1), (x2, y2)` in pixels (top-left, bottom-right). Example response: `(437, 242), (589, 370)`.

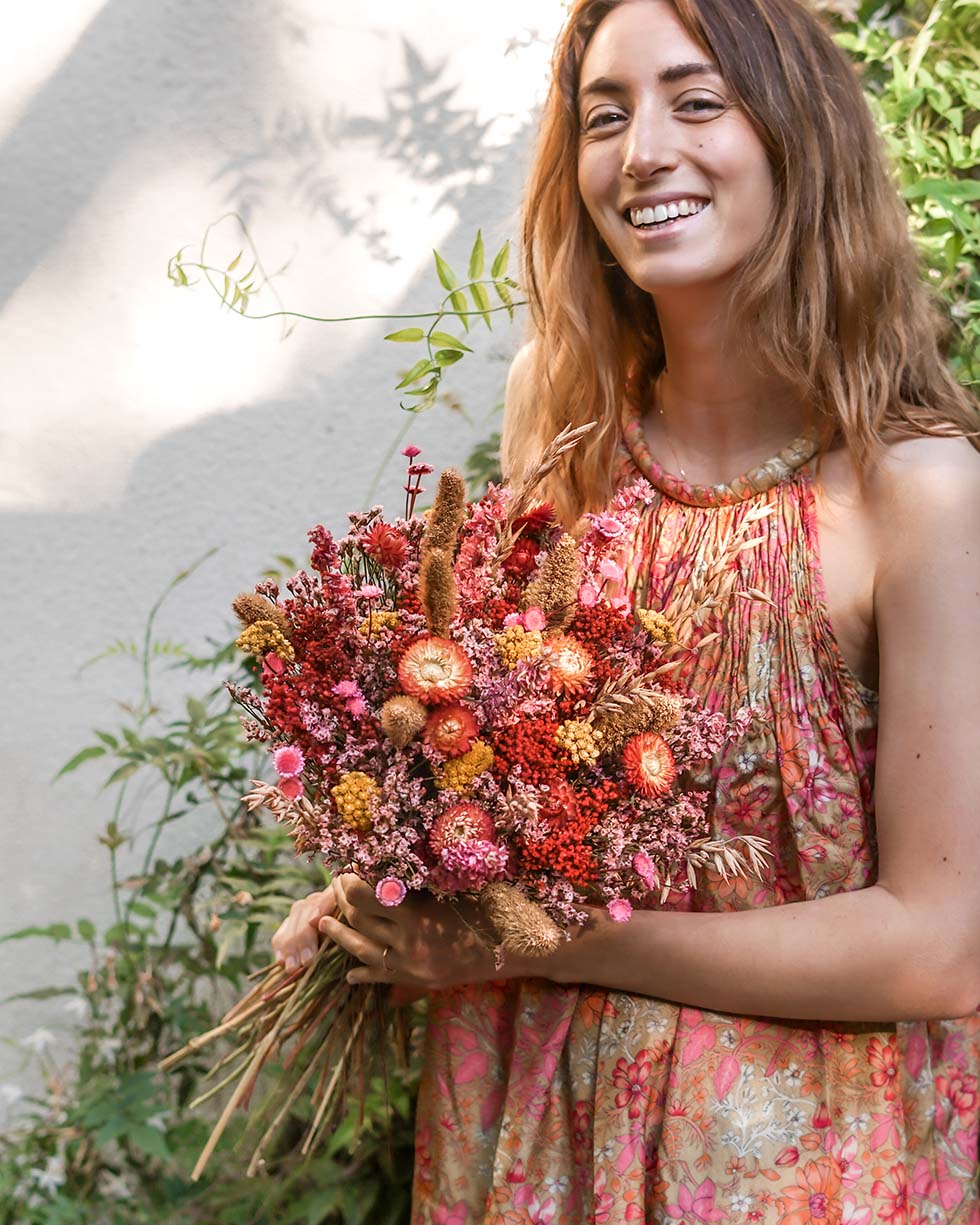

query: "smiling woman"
(271, 0), (980, 1220)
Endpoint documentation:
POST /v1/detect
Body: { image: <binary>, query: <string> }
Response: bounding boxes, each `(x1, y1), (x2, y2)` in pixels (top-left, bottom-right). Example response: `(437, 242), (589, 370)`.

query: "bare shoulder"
(865, 434), (980, 569)
(503, 340), (537, 411)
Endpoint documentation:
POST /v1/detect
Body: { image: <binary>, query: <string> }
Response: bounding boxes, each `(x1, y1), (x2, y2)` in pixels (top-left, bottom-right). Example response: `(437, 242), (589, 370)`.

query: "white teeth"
(629, 199), (706, 227)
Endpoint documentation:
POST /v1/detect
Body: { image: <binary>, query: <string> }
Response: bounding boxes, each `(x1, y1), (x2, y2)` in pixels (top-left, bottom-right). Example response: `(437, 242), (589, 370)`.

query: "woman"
(273, 0), (980, 1220)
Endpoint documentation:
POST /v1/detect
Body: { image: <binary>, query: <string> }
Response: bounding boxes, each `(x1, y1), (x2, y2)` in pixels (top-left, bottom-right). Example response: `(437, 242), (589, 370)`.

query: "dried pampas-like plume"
(593, 690), (683, 754)
(480, 882), (564, 957)
(520, 533), (581, 628)
(380, 695), (428, 747)
(423, 468), (467, 556)
(419, 545), (457, 637)
(232, 592), (291, 640)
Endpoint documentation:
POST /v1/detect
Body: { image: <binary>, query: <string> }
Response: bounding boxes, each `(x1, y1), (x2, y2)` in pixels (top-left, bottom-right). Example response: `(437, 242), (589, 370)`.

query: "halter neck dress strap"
(620, 398), (821, 508)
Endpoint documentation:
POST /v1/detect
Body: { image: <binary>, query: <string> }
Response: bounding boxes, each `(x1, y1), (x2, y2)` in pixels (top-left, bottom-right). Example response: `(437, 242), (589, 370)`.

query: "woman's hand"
(321, 873), (519, 990)
(270, 886), (336, 972)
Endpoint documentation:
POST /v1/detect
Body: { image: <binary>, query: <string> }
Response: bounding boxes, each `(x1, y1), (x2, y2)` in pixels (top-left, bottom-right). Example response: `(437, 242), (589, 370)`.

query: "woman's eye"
(679, 98), (724, 114)
(584, 111), (625, 131)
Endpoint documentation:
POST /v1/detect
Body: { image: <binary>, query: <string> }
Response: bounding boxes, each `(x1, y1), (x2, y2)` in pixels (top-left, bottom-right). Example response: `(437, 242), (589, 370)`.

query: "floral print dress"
(411, 405), (980, 1225)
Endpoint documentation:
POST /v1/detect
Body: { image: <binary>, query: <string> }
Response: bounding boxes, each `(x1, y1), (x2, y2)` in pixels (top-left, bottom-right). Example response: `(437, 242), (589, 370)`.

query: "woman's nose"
(622, 107), (678, 180)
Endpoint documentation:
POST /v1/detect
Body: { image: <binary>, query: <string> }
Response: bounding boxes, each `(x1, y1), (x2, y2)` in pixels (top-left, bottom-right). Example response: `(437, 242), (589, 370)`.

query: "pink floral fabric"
(411, 413), (980, 1224)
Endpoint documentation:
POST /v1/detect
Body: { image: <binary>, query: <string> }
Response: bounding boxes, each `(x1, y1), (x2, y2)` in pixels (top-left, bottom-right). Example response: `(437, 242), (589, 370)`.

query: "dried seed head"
(423, 468), (467, 556)
(232, 592), (291, 639)
(480, 882), (564, 957)
(520, 533), (581, 628)
(380, 694), (429, 747)
(419, 545), (457, 637)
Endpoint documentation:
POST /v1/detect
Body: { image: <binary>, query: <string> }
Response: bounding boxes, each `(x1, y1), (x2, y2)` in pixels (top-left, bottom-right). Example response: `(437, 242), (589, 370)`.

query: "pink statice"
(632, 851), (658, 891)
(439, 841), (510, 890)
(332, 680), (367, 718)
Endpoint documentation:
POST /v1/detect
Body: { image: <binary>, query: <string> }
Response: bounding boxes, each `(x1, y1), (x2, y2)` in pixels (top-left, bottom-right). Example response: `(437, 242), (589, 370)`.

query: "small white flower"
(100, 1170), (132, 1200)
(718, 1027), (739, 1048)
(0, 1083), (24, 1106)
(729, 1193), (754, 1211)
(721, 1130), (739, 1146)
(31, 1154), (66, 1194)
(951, 301), (969, 321)
(21, 1028), (56, 1056)
(63, 996), (89, 1020)
(784, 1064), (803, 1086)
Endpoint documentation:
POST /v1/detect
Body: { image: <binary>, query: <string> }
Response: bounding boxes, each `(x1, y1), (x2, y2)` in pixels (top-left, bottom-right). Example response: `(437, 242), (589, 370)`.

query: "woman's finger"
(331, 876), (395, 945)
(319, 914), (394, 978)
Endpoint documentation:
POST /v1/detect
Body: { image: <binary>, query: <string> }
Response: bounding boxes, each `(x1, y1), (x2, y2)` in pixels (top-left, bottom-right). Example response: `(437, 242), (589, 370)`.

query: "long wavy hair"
(502, 0), (979, 520)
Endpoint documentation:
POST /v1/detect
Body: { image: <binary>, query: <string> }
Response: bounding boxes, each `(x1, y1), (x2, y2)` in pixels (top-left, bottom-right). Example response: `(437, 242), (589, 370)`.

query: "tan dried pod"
(232, 592), (291, 639)
(520, 533), (581, 629)
(380, 695), (428, 747)
(419, 545), (457, 637)
(422, 468), (467, 556)
(480, 881), (564, 957)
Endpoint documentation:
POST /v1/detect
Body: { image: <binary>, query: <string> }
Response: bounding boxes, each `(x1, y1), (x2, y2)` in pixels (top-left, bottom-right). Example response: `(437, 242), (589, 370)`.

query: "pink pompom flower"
(375, 877), (407, 907)
(522, 606), (547, 632)
(279, 776), (304, 801)
(607, 898), (633, 923)
(273, 745), (305, 778)
(632, 851), (658, 891)
(578, 582), (599, 608)
(401, 445), (422, 459)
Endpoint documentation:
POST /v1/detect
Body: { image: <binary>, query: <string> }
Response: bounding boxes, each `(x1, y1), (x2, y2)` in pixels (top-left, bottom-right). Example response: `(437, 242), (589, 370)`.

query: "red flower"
(623, 732), (677, 798)
(430, 801), (495, 856)
(868, 1036), (899, 1101)
(424, 704), (479, 757)
(613, 1050), (654, 1119)
(936, 1071), (979, 1124)
(872, 1164), (908, 1222)
(512, 502), (557, 534)
(362, 521), (408, 570)
(501, 536), (540, 577)
(398, 637), (473, 704)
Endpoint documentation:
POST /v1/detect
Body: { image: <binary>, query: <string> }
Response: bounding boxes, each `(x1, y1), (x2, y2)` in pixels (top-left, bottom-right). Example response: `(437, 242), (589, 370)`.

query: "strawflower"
(273, 745), (305, 778)
(607, 898), (633, 923)
(398, 636), (473, 704)
(623, 732), (677, 798)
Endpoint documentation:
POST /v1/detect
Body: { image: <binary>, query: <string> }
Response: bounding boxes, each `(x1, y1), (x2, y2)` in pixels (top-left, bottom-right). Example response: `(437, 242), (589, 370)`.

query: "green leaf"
(491, 239), (510, 279)
(428, 331), (472, 352)
(449, 290), (470, 330)
(433, 250), (457, 291)
(0, 922), (72, 945)
(186, 697), (207, 723)
(227, 250), (243, 272)
(77, 918), (96, 941)
(384, 327), (426, 342)
(94, 730), (119, 750)
(471, 281), (492, 328)
(127, 901), (157, 920)
(0, 985), (78, 1004)
(468, 229), (485, 280)
(53, 744), (105, 780)
(395, 358), (436, 390)
(904, 178), (980, 204)
(493, 280), (515, 320)
(433, 349), (465, 367)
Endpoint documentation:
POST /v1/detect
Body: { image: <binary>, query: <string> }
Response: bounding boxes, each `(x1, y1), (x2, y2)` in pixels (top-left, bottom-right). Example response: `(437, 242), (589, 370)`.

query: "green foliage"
(834, 0), (980, 386)
(0, 564), (420, 1223)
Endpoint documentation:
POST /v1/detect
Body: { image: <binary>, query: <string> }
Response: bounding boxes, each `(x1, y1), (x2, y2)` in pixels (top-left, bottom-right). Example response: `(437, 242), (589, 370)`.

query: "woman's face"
(576, 0), (775, 297)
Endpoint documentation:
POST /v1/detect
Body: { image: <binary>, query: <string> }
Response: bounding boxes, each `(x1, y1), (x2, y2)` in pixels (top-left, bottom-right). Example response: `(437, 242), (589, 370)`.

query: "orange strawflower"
(622, 732), (677, 798)
(398, 636), (473, 704)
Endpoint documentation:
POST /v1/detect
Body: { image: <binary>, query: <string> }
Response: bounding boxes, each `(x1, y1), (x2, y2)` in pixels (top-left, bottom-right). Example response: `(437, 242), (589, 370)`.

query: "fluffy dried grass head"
(521, 533), (581, 628)
(419, 545), (457, 637)
(480, 882), (564, 957)
(232, 592), (291, 639)
(380, 695), (429, 747)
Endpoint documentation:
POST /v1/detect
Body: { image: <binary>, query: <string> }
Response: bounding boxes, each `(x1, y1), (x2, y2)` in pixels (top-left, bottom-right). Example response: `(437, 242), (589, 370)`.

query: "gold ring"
(381, 946), (394, 974)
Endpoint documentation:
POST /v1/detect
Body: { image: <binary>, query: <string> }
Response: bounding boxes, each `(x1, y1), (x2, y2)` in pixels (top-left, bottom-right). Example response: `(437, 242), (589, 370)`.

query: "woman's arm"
(548, 435), (980, 1021)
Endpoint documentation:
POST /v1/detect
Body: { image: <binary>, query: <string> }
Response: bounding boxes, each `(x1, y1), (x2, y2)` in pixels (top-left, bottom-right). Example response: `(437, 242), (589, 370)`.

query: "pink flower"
(264, 651), (285, 675)
(578, 582), (599, 608)
(607, 898), (632, 923)
(273, 745), (305, 778)
(598, 558), (624, 583)
(503, 612), (523, 628)
(375, 877), (407, 907)
(401, 445), (422, 458)
(587, 513), (625, 539)
(279, 776), (304, 801)
(522, 606), (547, 632)
(332, 679), (368, 717)
(356, 584), (383, 601)
(632, 851), (658, 891)
(666, 1179), (725, 1222)
(439, 840), (509, 889)
(610, 595), (631, 613)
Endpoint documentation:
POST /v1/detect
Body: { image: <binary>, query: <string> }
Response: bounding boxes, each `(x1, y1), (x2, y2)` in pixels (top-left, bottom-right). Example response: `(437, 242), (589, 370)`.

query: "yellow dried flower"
(331, 771), (380, 831)
(359, 610), (401, 637)
(436, 740), (494, 792)
(419, 545), (457, 637)
(232, 592), (291, 639)
(636, 608), (678, 645)
(236, 619), (296, 663)
(380, 694), (428, 747)
(555, 719), (602, 767)
(495, 624), (544, 669)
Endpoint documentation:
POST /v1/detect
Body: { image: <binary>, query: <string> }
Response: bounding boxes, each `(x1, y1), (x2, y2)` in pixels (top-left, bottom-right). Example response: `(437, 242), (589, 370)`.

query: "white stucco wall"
(0, 0), (566, 1115)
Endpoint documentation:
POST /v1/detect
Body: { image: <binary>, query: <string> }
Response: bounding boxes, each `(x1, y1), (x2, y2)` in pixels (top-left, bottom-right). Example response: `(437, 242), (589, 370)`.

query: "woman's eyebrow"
(578, 62), (721, 103)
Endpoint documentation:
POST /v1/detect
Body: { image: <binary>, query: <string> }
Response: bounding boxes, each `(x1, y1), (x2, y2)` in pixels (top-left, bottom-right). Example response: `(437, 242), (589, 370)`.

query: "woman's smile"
(576, 0), (775, 294)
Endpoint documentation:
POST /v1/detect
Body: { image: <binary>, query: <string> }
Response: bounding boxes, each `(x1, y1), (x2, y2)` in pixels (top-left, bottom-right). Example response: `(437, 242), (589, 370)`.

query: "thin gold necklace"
(655, 378), (687, 480)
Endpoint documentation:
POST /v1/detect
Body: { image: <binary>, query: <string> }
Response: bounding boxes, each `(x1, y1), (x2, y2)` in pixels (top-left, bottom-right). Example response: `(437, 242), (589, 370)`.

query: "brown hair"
(503, 0), (980, 521)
